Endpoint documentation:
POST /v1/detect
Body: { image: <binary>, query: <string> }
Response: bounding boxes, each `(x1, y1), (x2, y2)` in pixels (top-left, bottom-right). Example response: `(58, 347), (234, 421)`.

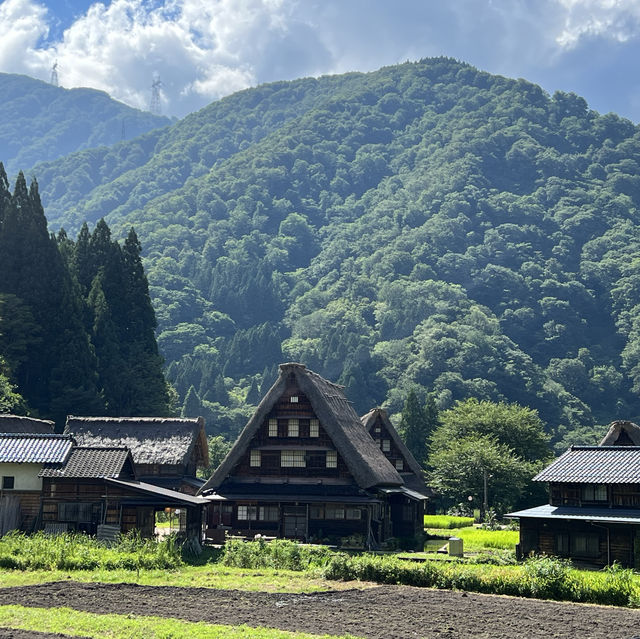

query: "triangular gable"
(361, 408), (430, 495)
(200, 363), (402, 493)
(599, 420), (640, 446)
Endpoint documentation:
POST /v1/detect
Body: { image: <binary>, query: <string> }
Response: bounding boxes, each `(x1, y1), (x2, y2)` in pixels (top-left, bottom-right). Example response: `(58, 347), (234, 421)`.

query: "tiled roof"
(0, 434), (73, 463)
(534, 446), (640, 483)
(506, 504), (640, 525)
(39, 446), (133, 478)
(0, 414), (55, 434)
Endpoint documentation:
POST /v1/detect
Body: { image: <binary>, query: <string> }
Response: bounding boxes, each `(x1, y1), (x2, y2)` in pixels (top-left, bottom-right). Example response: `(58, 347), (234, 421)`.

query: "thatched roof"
(40, 446), (135, 479)
(64, 416), (209, 467)
(200, 363), (402, 493)
(599, 420), (640, 446)
(0, 414), (55, 434)
(361, 408), (432, 496)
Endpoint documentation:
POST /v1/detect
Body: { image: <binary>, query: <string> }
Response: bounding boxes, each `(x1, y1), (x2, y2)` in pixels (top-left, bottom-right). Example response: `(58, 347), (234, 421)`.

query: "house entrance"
(283, 506), (307, 539)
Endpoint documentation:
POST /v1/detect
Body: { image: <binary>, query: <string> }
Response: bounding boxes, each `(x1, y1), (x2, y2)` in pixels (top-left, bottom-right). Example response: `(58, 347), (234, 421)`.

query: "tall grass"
(423, 515), (474, 529)
(221, 538), (333, 571)
(0, 531), (182, 571)
(425, 527), (518, 550)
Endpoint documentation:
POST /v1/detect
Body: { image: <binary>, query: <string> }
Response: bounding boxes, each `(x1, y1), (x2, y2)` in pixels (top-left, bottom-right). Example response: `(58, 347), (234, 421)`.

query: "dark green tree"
(398, 388), (438, 468)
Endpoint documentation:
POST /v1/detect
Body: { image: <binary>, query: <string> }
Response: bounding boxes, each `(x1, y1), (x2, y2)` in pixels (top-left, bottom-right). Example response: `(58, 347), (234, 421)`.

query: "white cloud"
(0, 0), (50, 72)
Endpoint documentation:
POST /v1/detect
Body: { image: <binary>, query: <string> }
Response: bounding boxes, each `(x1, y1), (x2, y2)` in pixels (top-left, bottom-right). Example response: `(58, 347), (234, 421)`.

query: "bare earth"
(1, 582), (640, 639)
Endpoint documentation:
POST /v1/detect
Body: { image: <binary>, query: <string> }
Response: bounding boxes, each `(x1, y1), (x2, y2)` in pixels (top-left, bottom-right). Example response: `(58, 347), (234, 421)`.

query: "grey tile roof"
(0, 414), (55, 434)
(506, 504), (640, 525)
(39, 446), (133, 478)
(0, 434), (73, 463)
(534, 446), (640, 483)
(64, 416), (208, 467)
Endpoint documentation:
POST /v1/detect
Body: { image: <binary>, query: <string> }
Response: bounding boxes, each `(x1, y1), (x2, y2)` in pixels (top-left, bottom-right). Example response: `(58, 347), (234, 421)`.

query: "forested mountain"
(0, 73), (170, 178)
(0, 167), (173, 426)
(24, 58), (640, 443)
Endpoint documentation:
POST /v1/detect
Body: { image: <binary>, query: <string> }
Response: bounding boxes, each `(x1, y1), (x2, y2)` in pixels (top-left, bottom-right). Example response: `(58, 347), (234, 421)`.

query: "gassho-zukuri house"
(198, 362), (430, 547)
(508, 420), (640, 568)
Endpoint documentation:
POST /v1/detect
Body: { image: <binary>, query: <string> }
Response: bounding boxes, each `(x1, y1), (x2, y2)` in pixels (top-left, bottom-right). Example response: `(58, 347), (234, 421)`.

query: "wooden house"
(199, 363), (428, 547)
(508, 433), (640, 567)
(64, 416), (209, 494)
(0, 433), (73, 534)
(361, 408), (432, 537)
(39, 445), (207, 540)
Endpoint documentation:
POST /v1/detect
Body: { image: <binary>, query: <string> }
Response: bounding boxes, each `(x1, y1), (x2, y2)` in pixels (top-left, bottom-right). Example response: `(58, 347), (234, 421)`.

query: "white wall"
(0, 463), (43, 491)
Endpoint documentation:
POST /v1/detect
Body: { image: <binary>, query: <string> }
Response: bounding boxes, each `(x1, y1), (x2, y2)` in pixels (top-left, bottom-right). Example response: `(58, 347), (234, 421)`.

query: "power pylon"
(150, 74), (162, 115)
(50, 61), (59, 87)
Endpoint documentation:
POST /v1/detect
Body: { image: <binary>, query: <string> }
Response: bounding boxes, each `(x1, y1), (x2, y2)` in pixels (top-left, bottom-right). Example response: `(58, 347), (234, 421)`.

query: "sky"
(2, 0), (640, 121)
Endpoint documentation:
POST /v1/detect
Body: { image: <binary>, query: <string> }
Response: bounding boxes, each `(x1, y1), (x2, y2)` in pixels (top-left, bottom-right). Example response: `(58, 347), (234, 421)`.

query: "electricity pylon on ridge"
(150, 74), (162, 115)
(50, 61), (59, 87)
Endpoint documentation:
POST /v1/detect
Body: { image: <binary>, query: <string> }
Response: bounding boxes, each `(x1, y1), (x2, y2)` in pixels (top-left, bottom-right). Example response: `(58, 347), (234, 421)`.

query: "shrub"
(522, 556), (572, 599)
(221, 538), (333, 571)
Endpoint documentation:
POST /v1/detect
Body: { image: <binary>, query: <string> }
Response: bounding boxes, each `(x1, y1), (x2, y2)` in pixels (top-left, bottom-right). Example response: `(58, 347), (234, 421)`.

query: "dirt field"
(1, 582), (640, 639)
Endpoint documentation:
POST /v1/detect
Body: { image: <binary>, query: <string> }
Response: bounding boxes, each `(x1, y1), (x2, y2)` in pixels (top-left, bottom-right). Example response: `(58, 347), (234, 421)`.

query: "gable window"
(395, 459), (404, 471)
(1, 476), (14, 490)
(250, 449), (261, 467)
(281, 450), (306, 467)
(326, 450), (337, 468)
(288, 418), (299, 437)
(581, 484), (607, 502)
(374, 427), (381, 434)
(268, 418), (278, 437)
(382, 439), (391, 452)
(237, 505), (258, 521)
(309, 419), (319, 437)
(290, 396), (299, 403)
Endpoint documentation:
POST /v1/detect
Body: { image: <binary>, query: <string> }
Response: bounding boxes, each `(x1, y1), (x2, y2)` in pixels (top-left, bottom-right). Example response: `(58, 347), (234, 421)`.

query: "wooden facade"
(200, 363), (428, 548)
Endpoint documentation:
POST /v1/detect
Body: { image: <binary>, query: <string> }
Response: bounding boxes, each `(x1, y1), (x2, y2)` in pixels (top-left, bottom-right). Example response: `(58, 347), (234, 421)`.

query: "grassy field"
(423, 515), (474, 529)
(0, 605), (362, 639)
(424, 526), (518, 551)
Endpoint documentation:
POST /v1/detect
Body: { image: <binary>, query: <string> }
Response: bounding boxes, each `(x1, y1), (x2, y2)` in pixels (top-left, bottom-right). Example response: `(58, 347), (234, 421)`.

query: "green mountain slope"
(0, 73), (170, 177)
(29, 58), (640, 442)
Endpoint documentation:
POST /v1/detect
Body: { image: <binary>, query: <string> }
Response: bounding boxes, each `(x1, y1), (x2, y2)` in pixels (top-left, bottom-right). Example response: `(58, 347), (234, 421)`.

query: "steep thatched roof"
(599, 420), (640, 446)
(0, 414), (55, 434)
(64, 416), (208, 467)
(361, 408), (432, 496)
(201, 363), (403, 493)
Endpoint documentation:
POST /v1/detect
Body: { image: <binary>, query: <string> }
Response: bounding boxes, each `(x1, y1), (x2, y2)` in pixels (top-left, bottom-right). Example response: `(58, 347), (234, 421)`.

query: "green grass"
(0, 605), (363, 639)
(423, 515), (474, 529)
(425, 526), (518, 551)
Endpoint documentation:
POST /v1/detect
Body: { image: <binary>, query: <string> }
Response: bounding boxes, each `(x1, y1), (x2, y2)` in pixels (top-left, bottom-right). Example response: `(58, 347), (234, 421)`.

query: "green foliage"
(398, 389), (438, 468)
(23, 57), (640, 438)
(221, 539), (333, 571)
(0, 531), (182, 571)
(423, 515), (474, 529)
(198, 434), (233, 479)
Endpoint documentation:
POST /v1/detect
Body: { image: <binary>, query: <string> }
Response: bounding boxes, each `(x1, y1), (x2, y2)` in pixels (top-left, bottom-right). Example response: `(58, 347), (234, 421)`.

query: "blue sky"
(2, 0), (640, 121)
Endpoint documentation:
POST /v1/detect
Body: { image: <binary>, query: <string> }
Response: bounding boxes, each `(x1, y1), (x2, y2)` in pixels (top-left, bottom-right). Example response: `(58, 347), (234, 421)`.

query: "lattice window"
(345, 508), (362, 520)
(250, 449), (261, 467)
(259, 506), (279, 521)
(281, 450), (306, 467)
(325, 505), (345, 519)
(268, 418), (278, 437)
(326, 450), (337, 468)
(237, 505), (258, 521)
(395, 459), (404, 471)
(310, 418), (319, 437)
(288, 418), (299, 437)
(290, 396), (299, 403)
(382, 439), (391, 452)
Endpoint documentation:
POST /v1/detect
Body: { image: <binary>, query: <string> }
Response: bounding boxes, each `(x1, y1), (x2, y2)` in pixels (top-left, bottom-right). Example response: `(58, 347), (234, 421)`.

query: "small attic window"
(326, 450), (337, 468)
(268, 418), (278, 437)
(395, 459), (404, 471)
(382, 439), (391, 452)
(290, 396), (299, 403)
(250, 449), (261, 467)
(374, 427), (381, 434)
(309, 419), (319, 437)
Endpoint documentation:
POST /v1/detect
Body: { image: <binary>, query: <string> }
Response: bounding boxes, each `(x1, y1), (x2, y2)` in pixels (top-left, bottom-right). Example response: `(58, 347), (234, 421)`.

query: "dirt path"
(1, 582), (640, 639)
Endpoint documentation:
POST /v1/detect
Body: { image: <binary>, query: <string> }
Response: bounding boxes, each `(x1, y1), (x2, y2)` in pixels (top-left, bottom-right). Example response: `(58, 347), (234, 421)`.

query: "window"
(268, 418), (278, 437)
(571, 533), (600, 557)
(1, 476), (14, 490)
(58, 503), (94, 522)
(556, 533), (569, 555)
(290, 396), (299, 403)
(581, 484), (607, 502)
(382, 439), (391, 452)
(288, 418), (299, 437)
(250, 449), (261, 467)
(237, 505), (258, 521)
(346, 508), (362, 520)
(281, 450), (306, 467)
(325, 505), (345, 519)
(326, 450), (337, 468)
(374, 427), (381, 434)
(310, 506), (324, 519)
(309, 419), (319, 437)
(395, 459), (404, 471)
(259, 506), (279, 521)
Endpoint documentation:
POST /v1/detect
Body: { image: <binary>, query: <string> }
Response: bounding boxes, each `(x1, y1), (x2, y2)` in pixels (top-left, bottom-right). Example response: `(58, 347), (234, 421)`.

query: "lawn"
(424, 526), (518, 551)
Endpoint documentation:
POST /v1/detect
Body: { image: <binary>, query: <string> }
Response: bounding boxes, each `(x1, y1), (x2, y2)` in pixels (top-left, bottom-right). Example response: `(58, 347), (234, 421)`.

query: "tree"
(198, 435), (232, 479)
(398, 388), (438, 468)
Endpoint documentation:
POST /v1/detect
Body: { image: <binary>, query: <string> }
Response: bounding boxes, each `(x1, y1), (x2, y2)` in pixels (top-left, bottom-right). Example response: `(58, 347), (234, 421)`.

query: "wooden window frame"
(309, 419), (319, 437)
(250, 449), (261, 467)
(326, 450), (337, 468)
(268, 418), (278, 437)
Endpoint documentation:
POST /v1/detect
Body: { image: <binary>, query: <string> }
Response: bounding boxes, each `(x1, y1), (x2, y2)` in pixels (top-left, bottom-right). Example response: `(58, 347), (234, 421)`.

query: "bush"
(522, 556), (571, 599)
(221, 538), (333, 571)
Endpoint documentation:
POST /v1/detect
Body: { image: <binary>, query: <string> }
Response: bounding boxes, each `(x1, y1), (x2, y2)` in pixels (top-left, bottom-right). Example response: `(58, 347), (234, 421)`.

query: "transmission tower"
(50, 61), (59, 87)
(150, 74), (162, 115)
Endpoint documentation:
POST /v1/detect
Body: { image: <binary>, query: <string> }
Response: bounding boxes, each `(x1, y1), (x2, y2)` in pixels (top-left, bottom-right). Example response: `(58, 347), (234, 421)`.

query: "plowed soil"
(1, 581), (640, 639)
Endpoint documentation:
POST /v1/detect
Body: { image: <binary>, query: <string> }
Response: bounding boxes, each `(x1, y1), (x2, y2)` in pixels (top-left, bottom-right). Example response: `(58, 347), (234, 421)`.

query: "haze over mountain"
(12, 58), (640, 447)
(0, 73), (170, 177)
